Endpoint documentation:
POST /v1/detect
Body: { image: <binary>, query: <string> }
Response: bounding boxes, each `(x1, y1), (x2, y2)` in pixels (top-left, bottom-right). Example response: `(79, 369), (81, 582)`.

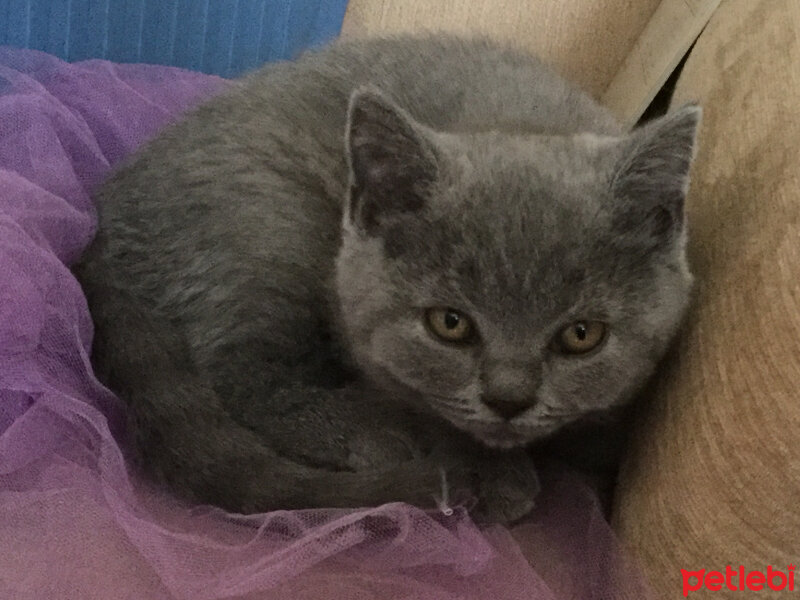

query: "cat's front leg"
(257, 391), (540, 522)
(209, 350), (538, 521)
(225, 381), (434, 472)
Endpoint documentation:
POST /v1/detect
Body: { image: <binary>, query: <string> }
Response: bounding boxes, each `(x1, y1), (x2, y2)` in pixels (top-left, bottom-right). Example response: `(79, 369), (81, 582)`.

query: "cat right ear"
(610, 105), (701, 248)
(345, 88), (438, 234)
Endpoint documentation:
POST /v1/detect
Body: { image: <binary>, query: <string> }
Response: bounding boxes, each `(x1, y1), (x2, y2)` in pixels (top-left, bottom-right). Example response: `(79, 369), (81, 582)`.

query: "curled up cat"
(74, 35), (700, 523)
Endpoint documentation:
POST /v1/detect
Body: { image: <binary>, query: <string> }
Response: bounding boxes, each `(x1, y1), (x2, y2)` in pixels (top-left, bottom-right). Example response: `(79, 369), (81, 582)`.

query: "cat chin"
(465, 426), (535, 449)
(465, 420), (563, 449)
(473, 434), (529, 450)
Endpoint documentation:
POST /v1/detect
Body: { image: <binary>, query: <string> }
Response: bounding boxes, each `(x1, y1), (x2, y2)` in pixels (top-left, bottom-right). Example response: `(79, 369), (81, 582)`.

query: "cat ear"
(611, 104), (701, 247)
(345, 87), (438, 233)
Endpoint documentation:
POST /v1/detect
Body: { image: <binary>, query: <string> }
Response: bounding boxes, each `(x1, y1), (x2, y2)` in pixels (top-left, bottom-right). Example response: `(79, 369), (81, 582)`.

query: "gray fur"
(75, 35), (699, 522)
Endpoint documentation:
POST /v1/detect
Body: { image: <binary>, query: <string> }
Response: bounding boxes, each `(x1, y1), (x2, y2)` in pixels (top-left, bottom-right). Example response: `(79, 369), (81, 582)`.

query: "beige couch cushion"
(614, 0), (800, 596)
(341, 0), (661, 100)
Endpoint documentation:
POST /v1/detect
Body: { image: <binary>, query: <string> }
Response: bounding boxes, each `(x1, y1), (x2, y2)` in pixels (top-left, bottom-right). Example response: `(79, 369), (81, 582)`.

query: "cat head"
(336, 88), (700, 448)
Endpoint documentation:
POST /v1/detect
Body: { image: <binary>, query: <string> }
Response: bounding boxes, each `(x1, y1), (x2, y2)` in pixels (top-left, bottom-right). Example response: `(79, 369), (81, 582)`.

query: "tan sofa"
(615, 1), (800, 597)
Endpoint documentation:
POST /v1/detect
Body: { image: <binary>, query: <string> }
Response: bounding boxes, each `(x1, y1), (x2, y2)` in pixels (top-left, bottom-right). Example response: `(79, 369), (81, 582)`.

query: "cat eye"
(552, 321), (607, 355)
(425, 307), (474, 343)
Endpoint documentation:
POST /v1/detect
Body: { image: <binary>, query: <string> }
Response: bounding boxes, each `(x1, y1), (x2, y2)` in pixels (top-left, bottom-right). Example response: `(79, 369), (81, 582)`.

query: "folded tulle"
(0, 47), (654, 600)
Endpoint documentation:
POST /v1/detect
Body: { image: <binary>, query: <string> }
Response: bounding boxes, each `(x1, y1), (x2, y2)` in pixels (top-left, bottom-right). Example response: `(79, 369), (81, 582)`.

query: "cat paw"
(475, 452), (540, 524)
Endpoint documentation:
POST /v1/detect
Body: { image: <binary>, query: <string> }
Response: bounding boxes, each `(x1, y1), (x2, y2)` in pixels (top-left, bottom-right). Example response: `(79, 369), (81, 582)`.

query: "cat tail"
(74, 263), (467, 512)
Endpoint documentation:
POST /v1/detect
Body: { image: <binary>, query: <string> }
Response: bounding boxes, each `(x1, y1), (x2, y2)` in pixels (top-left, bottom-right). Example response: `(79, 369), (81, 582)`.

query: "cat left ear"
(611, 104), (701, 246)
(345, 87), (438, 234)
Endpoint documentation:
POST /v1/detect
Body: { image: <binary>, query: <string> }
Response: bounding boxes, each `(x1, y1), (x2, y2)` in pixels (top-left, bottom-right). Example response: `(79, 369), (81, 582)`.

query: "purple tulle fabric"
(0, 48), (655, 600)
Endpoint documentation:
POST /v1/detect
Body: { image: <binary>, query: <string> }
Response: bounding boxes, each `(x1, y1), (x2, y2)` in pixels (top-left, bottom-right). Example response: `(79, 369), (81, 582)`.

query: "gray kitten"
(75, 35), (699, 522)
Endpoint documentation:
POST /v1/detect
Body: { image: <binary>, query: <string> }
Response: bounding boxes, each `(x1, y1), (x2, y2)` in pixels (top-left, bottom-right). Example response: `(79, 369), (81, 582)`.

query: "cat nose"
(482, 396), (532, 420)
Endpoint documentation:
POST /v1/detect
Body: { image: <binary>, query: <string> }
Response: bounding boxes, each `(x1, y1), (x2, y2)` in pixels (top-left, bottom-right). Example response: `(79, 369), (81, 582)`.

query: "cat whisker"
(434, 404), (476, 420)
(430, 395), (475, 414)
(539, 402), (578, 416)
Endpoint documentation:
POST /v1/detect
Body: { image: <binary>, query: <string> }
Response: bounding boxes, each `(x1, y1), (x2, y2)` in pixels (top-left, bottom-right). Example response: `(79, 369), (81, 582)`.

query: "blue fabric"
(0, 0), (348, 76)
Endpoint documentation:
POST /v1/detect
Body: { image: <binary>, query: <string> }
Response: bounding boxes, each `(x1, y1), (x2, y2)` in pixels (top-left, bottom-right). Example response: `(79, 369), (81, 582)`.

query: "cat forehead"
(377, 129), (678, 319)
(445, 131), (617, 187)
(385, 135), (644, 314)
(430, 134), (617, 241)
(389, 192), (625, 314)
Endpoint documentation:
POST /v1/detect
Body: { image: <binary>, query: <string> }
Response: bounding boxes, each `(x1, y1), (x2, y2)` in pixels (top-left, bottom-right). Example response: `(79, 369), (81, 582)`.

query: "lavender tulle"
(0, 47), (655, 600)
